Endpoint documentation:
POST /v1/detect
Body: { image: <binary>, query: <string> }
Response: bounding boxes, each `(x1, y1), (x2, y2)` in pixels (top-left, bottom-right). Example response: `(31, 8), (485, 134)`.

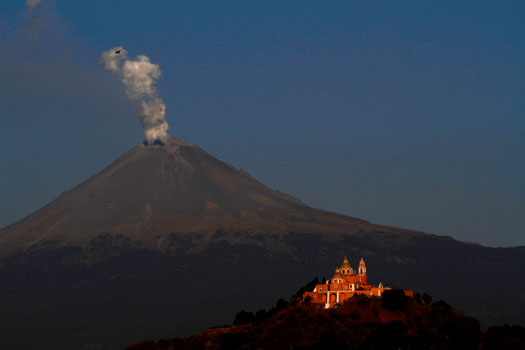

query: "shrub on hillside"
(422, 292), (433, 305)
(254, 309), (267, 324)
(431, 300), (452, 312)
(381, 289), (408, 311)
(276, 298), (289, 311)
(233, 310), (254, 326)
(482, 324), (525, 349)
(293, 277), (319, 300)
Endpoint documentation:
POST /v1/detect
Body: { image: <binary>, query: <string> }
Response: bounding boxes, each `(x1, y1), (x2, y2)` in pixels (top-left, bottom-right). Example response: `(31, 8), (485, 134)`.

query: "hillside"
(126, 293), (525, 350)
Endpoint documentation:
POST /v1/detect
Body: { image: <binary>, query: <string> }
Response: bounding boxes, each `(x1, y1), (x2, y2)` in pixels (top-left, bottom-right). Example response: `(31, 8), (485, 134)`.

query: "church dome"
(332, 272), (343, 281)
(340, 256), (352, 272)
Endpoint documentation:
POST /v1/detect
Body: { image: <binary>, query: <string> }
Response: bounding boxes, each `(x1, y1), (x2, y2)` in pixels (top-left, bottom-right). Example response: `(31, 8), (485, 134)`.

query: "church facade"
(303, 257), (413, 308)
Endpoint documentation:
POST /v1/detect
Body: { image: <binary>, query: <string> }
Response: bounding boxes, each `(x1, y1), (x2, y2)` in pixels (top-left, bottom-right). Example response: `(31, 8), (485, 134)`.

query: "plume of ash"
(100, 46), (169, 144)
(26, 0), (42, 11)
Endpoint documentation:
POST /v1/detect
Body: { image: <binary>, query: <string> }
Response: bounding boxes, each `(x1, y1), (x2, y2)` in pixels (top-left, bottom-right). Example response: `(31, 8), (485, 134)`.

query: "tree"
(422, 293), (432, 305)
(381, 289), (408, 311)
(233, 310), (254, 326)
(275, 298), (289, 311)
(293, 277), (319, 300)
(254, 309), (267, 324)
(414, 292), (422, 303)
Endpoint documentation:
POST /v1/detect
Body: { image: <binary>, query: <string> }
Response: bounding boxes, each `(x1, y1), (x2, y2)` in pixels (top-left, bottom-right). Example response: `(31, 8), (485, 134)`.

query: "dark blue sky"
(0, 1), (523, 246)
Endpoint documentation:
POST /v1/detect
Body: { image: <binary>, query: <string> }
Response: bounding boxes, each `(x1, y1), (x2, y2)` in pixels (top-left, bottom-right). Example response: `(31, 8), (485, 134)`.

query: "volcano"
(0, 137), (524, 350)
(0, 137), (381, 254)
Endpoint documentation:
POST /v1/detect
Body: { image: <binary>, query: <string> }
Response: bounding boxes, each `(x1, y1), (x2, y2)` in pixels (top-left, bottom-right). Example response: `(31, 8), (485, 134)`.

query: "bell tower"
(358, 257), (367, 285)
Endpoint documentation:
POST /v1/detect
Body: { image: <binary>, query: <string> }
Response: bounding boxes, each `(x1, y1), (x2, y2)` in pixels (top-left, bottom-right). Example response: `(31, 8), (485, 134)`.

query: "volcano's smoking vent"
(26, 0), (42, 11)
(100, 47), (169, 144)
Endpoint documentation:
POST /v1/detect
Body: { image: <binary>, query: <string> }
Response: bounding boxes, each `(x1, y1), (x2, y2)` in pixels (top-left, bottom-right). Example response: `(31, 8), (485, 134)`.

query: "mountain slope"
(0, 137), (382, 255)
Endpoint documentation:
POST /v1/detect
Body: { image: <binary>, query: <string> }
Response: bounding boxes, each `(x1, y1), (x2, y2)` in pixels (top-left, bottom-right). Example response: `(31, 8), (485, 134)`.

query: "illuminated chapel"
(303, 257), (413, 308)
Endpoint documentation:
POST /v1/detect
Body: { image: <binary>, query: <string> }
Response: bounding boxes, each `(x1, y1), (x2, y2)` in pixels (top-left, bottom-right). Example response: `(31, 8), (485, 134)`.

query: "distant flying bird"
(115, 50), (121, 54)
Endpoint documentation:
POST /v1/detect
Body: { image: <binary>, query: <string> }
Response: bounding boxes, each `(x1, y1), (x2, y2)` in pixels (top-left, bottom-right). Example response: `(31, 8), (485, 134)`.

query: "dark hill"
(125, 294), (525, 350)
(0, 138), (523, 349)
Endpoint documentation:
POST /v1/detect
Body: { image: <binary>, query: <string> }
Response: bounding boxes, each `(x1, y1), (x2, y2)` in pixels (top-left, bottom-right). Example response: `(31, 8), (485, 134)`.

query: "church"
(303, 257), (413, 308)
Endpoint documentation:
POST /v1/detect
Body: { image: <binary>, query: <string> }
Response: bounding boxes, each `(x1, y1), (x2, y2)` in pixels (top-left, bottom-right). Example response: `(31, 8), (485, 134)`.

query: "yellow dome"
(332, 272), (343, 280)
(340, 256), (352, 270)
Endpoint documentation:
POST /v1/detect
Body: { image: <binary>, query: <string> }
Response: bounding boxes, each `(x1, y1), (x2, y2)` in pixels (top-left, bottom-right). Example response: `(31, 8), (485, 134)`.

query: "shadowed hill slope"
(125, 294), (525, 350)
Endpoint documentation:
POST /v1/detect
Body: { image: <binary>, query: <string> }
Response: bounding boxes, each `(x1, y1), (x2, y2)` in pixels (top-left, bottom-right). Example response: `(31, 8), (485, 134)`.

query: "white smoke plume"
(26, 0), (42, 11)
(100, 46), (169, 144)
